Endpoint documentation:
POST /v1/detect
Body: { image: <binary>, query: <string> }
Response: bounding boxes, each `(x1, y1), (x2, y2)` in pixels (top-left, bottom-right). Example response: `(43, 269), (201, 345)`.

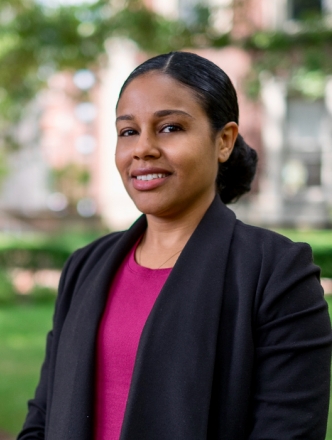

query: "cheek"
(115, 145), (127, 174)
(184, 141), (216, 174)
(191, 147), (219, 186)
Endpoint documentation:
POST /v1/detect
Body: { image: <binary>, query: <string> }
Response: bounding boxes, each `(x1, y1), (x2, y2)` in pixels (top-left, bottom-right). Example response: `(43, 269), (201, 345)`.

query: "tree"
(0, 0), (195, 129)
(0, 0), (331, 144)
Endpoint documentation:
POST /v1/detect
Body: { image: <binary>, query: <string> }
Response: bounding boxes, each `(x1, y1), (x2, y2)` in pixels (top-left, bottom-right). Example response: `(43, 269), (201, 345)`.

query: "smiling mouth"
(135, 173), (168, 181)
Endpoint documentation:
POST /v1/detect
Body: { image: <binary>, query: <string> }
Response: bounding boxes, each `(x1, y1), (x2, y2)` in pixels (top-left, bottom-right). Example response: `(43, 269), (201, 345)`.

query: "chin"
(130, 195), (174, 217)
(133, 202), (166, 216)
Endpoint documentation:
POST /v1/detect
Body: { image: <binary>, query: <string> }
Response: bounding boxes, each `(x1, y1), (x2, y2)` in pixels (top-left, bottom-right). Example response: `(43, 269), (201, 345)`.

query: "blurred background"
(1, 0), (332, 438)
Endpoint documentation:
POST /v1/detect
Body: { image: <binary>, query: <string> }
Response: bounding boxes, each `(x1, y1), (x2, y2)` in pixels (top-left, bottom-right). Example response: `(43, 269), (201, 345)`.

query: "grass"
(0, 301), (55, 434)
(1, 297), (332, 437)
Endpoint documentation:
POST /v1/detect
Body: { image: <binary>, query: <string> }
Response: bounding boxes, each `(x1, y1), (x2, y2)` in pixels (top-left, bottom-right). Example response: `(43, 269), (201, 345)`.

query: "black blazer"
(18, 197), (332, 440)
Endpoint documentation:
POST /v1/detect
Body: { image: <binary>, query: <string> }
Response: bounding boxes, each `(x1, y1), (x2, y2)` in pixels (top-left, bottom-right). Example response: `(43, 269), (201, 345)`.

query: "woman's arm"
(17, 331), (54, 439)
(249, 242), (332, 439)
(17, 252), (78, 440)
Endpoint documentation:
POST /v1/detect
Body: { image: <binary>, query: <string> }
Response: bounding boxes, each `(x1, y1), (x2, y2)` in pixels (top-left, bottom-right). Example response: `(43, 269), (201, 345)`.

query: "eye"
(161, 124), (182, 133)
(119, 128), (138, 137)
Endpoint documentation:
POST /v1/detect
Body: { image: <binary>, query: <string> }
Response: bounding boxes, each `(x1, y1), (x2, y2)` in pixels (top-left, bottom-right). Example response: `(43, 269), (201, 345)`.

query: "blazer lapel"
(47, 216), (147, 440)
(121, 197), (237, 440)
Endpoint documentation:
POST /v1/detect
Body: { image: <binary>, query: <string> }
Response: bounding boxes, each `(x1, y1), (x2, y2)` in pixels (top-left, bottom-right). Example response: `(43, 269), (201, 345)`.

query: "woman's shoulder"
(73, 230), (125, 260)
(229, 219), (316, 279)
(230, 220), (324, 328)
(233, 219), (312, 256)
(58, 231), (125, 288)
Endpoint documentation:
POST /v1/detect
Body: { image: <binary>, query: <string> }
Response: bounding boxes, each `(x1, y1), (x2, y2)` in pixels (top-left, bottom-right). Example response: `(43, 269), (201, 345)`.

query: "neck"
(136, 195), (215, 269)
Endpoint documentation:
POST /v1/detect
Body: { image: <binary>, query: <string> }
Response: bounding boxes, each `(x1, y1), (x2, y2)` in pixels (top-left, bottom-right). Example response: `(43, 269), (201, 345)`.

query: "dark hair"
(118, 51), (258, 204)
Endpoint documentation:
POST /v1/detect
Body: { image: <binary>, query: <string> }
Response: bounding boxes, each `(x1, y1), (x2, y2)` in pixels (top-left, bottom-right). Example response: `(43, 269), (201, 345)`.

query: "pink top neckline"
(94, 240), (171, 440)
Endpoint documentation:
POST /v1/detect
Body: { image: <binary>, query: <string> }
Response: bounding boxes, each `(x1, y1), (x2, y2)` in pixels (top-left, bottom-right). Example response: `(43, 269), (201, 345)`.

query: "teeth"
(136, 173), (167, 181)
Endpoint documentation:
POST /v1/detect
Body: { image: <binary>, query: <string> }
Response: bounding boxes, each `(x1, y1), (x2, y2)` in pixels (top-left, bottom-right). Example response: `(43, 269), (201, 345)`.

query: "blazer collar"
(48, 196), (237, 440)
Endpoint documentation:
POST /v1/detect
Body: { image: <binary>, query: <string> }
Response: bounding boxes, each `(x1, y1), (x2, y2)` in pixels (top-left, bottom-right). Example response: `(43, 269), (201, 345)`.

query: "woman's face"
(115, 72), (236, 219)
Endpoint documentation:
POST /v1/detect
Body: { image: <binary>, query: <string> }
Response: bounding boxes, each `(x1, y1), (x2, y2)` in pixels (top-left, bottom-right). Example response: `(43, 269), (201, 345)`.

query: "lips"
(131, 168), (171, 190)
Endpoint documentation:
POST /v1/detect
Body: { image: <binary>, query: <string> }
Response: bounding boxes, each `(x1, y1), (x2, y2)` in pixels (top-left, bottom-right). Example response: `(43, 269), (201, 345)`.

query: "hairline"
(117, 68), (222, 138)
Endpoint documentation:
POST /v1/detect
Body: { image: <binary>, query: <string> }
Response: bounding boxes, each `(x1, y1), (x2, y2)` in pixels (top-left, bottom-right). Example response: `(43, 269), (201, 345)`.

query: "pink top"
(94, 242), (172, 440)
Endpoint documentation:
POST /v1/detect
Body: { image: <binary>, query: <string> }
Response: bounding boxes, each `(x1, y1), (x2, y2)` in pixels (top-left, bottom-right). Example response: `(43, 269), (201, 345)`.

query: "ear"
(217, 122), (238, 163)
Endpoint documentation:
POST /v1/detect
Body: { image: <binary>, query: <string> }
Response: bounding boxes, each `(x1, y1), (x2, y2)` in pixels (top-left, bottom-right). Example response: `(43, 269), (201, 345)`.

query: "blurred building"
(0, 69), (103, 232)
(104, 0), (332, 228)
(1, 0), (331, 231)
(247, 0), (332, 227)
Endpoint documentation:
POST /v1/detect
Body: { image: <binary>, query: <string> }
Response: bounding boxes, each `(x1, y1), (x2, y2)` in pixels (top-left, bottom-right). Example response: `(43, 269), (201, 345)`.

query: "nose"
(132, 130), (161, 160)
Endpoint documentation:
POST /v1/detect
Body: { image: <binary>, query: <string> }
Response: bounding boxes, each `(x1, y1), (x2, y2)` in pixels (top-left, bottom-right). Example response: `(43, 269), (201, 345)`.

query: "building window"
(282, 97), (325, 196)
(306, 161), (321, 186)
(288, 0), (322, 20)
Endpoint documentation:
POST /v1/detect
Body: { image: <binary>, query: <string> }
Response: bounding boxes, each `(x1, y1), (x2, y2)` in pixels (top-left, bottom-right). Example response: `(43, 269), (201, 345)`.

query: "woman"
(18, 51), (332, 440)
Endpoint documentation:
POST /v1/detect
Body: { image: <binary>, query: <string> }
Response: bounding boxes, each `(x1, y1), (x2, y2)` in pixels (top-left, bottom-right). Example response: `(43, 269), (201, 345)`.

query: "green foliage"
(0, 243), (71, 270)
(243, 26), (332, 99)
(245, 28), (332, 51)
(30, 285), (57, 304)
(0, 0), (106, 125)
(0, 0), (207, 131)
(312, 248), (332, 279)
(111, 4), (192, 54)
(0, 270), (16, 305)
(0, 232), (94, 307)
(52, 164), (91, 186)
(0, 0), (331, 144)
(51, 163), (92, 206)
(0, 230), (104, 270)
(289, 68), (326, 99)
(0, 148), (9, 188)
(0, 270), (57, 305)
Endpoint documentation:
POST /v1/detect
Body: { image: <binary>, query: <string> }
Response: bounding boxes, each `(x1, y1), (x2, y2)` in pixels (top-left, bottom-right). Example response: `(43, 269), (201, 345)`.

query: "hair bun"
(217, 134), (258, 204)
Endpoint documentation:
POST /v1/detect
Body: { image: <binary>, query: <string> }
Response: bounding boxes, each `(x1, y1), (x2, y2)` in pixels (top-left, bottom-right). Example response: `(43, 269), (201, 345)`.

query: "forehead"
(116, 72), (203, 115)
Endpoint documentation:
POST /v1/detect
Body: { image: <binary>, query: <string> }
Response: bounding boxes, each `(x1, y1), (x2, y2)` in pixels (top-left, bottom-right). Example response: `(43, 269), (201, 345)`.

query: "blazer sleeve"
(17, 251), (79, 440)
(249, 242), (332, 440)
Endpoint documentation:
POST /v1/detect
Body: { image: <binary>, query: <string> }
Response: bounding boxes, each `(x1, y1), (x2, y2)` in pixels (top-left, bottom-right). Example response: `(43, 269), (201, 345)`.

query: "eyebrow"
(116, 109), (193, 123)
(154, 109), (193, 119)
(116, 114), (134, 122)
